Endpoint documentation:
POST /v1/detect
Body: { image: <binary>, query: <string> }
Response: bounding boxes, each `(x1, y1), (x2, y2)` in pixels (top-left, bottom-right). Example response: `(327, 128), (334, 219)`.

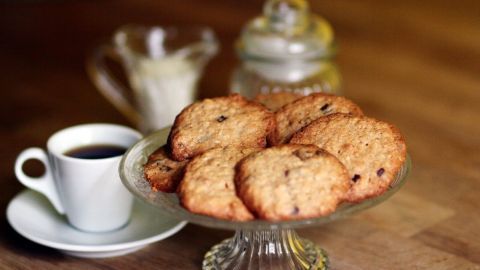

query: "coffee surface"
(64, 144), (126, 159)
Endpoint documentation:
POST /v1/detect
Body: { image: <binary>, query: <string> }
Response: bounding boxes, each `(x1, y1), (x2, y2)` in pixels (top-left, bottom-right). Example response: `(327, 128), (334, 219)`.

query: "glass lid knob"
(264, 0), (309, 35)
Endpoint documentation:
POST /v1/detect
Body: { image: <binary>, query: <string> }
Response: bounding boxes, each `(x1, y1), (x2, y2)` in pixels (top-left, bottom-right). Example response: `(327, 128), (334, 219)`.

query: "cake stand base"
(202, 229), (328, 270)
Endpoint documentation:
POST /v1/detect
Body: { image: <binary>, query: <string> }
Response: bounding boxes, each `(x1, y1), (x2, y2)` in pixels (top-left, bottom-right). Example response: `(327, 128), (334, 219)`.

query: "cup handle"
(86, 44), (141, 125)
(14, 148), (65, 214)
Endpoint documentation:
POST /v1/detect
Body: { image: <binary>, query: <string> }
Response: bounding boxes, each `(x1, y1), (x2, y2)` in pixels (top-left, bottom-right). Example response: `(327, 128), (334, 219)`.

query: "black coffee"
(64, 144), (127, 159)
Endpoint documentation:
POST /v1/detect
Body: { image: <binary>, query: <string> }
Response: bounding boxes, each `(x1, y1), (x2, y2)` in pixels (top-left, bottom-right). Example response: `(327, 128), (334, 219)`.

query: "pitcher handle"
(86, 44), (141, 125)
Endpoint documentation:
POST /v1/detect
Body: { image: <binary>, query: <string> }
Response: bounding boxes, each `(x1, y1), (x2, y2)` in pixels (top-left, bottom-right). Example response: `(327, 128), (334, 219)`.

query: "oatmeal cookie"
(235, 144), (350, 221)
(169, 94), (274, 161)
(290, 113), (407, 202)
(144, 145), (188, 192)
(178, 146), (258, 221)
(270, 93), (363, 145)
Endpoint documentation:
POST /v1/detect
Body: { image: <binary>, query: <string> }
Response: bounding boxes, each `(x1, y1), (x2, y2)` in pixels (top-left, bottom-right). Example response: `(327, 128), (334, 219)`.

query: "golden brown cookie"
(235, 144), (350, 221)
(253, 92), (303, 112)
(143, 145), (188, 193)
(169, 94), (275, 161)
(290, 113), (407, 202)
(178, 146), (258, 221)
(270, 93), (363, 145)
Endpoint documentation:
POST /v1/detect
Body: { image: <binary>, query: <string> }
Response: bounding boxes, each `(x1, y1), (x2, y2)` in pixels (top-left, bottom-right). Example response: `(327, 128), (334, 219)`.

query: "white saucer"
(7, 190), (187, 258)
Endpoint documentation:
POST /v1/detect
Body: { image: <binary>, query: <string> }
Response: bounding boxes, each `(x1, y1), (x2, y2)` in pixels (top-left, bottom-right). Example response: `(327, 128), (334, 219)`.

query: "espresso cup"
(14, 124), (142, 232)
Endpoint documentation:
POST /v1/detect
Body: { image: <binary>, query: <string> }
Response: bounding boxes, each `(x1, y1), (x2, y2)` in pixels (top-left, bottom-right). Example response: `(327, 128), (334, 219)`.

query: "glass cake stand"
(119, 127), (411, 270)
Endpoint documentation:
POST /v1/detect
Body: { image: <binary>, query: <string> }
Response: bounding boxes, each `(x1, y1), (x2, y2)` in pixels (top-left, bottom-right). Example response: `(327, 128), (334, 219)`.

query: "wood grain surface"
(1, 0), (480, 269)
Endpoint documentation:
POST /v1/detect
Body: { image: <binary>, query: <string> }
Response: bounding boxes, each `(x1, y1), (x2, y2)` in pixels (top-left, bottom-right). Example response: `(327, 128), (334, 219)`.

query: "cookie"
(254, 92), (303, 112)
(290, 113), (407, 202)
(270, 93), (363, 145)
(143, 145), (188, 193)
(169, 94), (275, 161)
(235, 144), (350, 221)
(178, 146), (258, 221)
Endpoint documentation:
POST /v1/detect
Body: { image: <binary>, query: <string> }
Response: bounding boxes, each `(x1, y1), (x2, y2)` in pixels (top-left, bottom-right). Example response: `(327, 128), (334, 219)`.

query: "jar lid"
(237, 0), (335, 61)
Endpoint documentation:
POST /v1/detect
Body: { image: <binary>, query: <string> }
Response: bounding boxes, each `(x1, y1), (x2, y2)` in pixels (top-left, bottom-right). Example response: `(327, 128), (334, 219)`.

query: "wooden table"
(1, 0), (479, 269)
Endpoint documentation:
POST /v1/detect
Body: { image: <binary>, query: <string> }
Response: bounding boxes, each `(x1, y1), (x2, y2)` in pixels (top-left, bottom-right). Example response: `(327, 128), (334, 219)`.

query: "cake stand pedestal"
(203, 229), (328, 270)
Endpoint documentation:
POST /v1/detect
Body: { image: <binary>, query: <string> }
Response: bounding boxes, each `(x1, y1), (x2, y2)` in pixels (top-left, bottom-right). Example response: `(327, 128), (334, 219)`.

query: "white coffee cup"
(14, 123), (142, 232)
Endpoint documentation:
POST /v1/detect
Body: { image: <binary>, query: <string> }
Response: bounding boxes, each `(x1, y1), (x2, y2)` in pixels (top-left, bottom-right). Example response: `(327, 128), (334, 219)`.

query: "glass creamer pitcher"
(231, 0), (340, 98)
(87, 25), (218, 133)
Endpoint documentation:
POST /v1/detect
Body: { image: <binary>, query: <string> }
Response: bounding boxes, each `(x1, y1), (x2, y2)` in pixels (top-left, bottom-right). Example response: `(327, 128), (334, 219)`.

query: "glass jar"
(231, 0), (341, 98)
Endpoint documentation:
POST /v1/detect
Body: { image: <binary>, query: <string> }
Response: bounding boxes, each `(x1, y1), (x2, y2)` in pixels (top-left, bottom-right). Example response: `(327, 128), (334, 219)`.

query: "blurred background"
(1, 1), (479, 130)
(1, 0), (479, 268)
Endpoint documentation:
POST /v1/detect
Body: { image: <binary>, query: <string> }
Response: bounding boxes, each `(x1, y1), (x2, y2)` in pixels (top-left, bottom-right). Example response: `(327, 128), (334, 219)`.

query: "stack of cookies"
(144, 93), (407, 222)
